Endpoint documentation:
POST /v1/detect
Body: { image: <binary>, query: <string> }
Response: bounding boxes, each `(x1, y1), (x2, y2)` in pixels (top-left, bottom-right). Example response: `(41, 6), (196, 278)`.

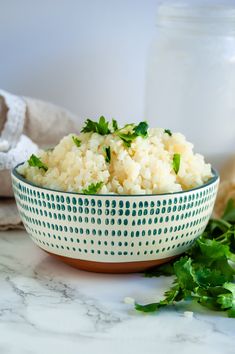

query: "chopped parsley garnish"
(81, 116), (119, 135)
(133, 121), (148, 138)
(115, 131), (134, 147)
(81, 119), (98, 134)
(72, 136), (81, 147)
(115, 121), (149, 147)
(81, 116), (110, 135)
(104, 146), (111, 163)
(135, 199), (235, 318)
(28, 154), (48, 172)
(111, 119), (118, 132)
(173, 153), (181, 174)
(164, 129), (172, 136)
(80, 117), (148, 147)
(82, 182), (103, 195)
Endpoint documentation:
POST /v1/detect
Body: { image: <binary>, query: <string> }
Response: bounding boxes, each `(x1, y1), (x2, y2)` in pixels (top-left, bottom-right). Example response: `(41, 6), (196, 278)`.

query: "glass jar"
(145, 1), (235, 168)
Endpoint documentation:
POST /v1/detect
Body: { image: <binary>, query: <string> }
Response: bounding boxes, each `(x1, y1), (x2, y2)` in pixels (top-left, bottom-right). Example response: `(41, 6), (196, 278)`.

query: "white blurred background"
(0, 0), (159, 125)
(1, 0), (235, 168)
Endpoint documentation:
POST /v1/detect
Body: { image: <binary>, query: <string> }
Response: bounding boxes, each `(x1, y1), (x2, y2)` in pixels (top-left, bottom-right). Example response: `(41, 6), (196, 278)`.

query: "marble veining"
(0, 231), (235, 354)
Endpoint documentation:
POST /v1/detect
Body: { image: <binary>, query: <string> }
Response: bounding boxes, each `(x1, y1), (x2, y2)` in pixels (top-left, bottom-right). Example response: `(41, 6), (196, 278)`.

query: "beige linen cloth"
(0, 89), (80, 230)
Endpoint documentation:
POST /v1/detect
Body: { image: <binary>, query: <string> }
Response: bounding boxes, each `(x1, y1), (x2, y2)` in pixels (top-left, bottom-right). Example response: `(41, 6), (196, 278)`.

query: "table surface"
(0, 230), (235, 354)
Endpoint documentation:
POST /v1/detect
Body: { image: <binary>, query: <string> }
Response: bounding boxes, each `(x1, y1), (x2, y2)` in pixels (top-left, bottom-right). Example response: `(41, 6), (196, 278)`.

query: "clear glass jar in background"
(145, 0), (235, 169)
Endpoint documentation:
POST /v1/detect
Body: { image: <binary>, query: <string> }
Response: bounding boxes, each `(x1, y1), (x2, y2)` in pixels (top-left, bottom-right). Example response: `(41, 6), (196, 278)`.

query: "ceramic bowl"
(12, 164), (219, 273)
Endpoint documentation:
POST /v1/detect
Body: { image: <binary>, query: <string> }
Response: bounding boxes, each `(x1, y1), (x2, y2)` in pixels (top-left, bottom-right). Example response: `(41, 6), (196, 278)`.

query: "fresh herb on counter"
(164, 129), (172, 136)
(135, 199), (235, 318)
(173, 153), (181, 174)
(28, 154), (48, 172)
(82, 182), (104, 195)
(104, 146), (111, 163)
(72, 136), (81, 147)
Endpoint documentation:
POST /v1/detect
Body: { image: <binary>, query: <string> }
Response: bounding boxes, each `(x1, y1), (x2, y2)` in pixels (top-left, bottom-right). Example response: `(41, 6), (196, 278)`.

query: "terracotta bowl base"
(45, 250), (176, 273)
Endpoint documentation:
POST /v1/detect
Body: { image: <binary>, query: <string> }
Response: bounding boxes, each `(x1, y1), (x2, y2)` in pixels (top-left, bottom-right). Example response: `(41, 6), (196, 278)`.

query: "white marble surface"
(0, 230), (235, 354)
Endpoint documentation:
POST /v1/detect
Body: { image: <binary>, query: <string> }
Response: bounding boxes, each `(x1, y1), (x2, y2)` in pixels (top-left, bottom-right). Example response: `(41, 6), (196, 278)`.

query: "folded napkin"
(0, 89), (80, 230)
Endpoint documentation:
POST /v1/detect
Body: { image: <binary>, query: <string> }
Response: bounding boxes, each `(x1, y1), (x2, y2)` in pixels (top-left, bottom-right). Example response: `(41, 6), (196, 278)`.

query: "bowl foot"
(45, 250), (176, 273)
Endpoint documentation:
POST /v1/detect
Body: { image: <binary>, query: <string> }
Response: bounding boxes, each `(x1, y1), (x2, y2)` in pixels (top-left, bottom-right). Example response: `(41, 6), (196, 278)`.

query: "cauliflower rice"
(18, 125), (212, 195)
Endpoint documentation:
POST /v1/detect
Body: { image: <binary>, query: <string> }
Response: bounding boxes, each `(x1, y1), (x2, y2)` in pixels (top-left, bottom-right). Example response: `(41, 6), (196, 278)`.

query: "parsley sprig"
(82, 182), (103, 195)
(173, 153), (181, 174)
(104, 146), (111, 163)
(81, 116), (118, 135)
(28, 154), (48, 172)
(164, 129), (172, 136)
(81, 117), (148, 148)
(72, 136), (81, 147)
(115, 121), (149, 147)
(135, 199), (235, 318)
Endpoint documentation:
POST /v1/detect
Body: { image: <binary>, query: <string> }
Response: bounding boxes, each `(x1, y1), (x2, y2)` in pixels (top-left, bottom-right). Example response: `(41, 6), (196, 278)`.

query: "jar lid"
(157, 0), (235, 34)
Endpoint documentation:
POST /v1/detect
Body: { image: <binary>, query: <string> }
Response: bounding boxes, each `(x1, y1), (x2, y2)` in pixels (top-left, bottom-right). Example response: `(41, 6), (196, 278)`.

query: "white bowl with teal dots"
(12, 164), (219, 273)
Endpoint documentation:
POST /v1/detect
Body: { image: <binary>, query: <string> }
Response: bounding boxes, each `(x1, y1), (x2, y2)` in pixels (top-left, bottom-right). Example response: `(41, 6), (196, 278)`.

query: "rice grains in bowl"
(17, 118), (212, 195)
(13, 117), (219, 273)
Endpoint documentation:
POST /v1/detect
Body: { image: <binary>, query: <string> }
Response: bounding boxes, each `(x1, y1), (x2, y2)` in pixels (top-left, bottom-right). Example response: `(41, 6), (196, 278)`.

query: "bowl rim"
(12, 162), (219, 198)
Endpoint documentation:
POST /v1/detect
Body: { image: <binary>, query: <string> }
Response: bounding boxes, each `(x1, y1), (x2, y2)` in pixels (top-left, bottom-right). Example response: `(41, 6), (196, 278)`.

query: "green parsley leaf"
(218, 293), (234, 309)
(72, 136), (81, 147)
(197, 238), (231, 261)
(223, 282), (235, 296)
(164, 129), (172, 136)
(28, 154), (48, 172)
(115, 132), (134, 147)
(135, 302), (161, 313)
(135, 284), (182, 313)
(104, 146), (111, 163)
(111, 119), (118, 132)
(164, 284), (184, 303)
(133, 199), (235, 317)
(133, 121), (148, 138)
(81, 119), (97, 133)
(173, 257), (196, 291)
(96, 116), (110, 135)
(82, 182), (103, 195)
(80, 117), (149, 145)
(81, 116), (110, 135)
(115, 121), (149, 147)
(228, 307), (235, 318)
(173, 153), (181, 174)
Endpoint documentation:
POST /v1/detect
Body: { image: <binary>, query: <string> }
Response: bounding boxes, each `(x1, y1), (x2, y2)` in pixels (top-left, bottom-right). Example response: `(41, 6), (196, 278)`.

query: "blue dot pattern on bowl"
(12, 173), (219, 262)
